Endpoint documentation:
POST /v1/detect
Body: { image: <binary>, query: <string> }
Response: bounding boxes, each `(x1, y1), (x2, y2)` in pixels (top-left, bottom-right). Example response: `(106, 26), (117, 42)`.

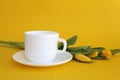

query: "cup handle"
(58, 38), (67, 53)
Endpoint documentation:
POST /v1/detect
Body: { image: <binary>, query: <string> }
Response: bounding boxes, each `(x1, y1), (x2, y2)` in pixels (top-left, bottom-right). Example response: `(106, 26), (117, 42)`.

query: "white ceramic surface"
(24, 31), (67, 63)
(12, 50), (73, 67)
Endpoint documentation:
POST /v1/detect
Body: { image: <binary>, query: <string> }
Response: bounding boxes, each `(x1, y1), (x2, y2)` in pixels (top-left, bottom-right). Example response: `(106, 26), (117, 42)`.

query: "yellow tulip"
(88, 51), (99, 58)
(101, 49), (112, 59)
(75, 54), (92, 63)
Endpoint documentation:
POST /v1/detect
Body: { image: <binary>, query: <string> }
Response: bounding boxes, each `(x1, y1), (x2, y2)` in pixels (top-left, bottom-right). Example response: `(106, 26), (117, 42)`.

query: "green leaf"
(67, 46), (91, 52)
(67, 46), (105, 55)
(9, 41), (24, 49)
(58, 35), (77, 49)
(91, 47), (105, 53)
(80, 48), (97, 55)
(0, 40), (24, 49)
(93, 56), (107, 60)
(67, 35), (77, 46)
(68, 48), (96, 55)
(0, 40), (8, 44)
(92, 47), (105, 49)
(111, 49), (120, 55)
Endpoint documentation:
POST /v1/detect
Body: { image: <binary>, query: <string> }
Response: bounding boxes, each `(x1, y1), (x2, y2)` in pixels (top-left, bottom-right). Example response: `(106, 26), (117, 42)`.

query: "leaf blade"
(67, 35), (77, 46)
(111, 49), (120, 55)
(58, 35), (77, 49)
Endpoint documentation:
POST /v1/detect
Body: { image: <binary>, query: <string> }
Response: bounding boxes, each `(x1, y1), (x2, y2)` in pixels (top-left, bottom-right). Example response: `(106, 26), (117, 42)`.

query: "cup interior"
(25, 31), (58, 35)
(25, 31), (59, 38)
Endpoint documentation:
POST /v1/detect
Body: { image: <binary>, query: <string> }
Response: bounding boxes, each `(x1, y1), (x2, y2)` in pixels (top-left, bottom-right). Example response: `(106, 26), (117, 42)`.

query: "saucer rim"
(12, 50), (73, 67)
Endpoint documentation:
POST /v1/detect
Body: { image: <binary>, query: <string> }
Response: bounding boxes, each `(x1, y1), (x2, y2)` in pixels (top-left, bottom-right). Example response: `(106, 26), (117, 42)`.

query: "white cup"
(24, 31), (67, 63)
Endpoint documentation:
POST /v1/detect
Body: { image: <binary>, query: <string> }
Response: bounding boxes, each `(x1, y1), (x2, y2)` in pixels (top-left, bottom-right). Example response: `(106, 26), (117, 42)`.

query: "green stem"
(0, 40), (24, 49)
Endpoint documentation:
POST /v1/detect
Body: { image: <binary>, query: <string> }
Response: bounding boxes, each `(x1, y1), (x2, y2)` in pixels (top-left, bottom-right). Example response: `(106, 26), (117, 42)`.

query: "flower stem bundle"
(0, 35), (120, 63)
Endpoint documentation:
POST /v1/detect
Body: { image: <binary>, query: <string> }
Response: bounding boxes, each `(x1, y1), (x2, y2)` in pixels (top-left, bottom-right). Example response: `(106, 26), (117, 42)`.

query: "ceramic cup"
(24, 31), (67, 63)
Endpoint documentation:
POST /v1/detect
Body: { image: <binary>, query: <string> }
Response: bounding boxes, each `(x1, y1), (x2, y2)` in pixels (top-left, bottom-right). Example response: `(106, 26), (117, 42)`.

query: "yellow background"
(0, 0), (120, 80)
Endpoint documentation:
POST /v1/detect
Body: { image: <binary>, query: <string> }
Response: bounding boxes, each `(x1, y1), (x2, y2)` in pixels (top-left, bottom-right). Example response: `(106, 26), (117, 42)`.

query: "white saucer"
(12, 50), (73, 67)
